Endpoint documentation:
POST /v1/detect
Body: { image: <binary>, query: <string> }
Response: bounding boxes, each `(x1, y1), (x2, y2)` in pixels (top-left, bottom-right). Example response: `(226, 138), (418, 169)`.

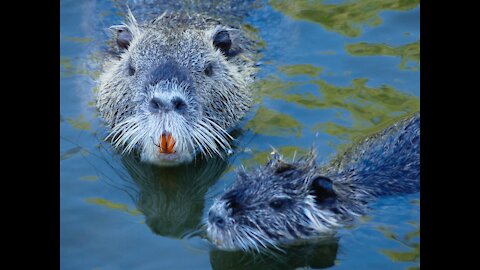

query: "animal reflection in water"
(210, 238), (339, 270)
(119, 153), (228, 238)
(113, 151), (342, 269)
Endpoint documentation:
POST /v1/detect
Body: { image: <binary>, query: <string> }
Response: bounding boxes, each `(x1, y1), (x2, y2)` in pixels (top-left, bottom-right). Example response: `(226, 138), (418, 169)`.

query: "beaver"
(96, 6), (257, 165)
(207, 113), (420, 251)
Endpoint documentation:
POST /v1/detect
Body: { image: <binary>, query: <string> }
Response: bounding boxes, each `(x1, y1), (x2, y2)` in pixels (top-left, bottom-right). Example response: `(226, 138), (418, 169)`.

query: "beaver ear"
(213, 30), (232, 55)
(273, 162), (295, 174)
(109, 25), (133, 50)
(309, 176), (337, 204)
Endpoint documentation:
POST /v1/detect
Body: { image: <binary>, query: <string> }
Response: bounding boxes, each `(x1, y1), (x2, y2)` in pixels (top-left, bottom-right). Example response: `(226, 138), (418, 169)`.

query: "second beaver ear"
(110, 25), (133, 50)
(310, 176), (337, 204)
(213, 30), (232, 55)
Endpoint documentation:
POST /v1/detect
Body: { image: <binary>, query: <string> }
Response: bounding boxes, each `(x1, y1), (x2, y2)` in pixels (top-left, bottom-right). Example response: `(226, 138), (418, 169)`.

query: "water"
(60, 0), (420, 269)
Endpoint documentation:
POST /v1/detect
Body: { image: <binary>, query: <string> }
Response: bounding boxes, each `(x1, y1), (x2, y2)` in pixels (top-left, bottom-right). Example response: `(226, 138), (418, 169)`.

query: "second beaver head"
(97, 10), (256, 165)
(206, 152), (368, 251)
(207, 113), (420, 251)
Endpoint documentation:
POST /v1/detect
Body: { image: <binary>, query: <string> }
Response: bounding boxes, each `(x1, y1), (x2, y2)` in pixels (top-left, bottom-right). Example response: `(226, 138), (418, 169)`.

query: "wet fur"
(97, 10), (256, 164)
(207, 113), (420, 251)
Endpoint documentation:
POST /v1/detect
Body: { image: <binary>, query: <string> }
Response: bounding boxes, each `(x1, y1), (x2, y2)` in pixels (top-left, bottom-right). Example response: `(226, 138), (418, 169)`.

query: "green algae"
(66, 115), (92, 131)
(376, 225), (420, 267)
(346, 41), (420, 70)
(64, 36), (94, 43)
(269, 0), (420, 37)
(80, 175), (99, 181)
(256, 75), (419, 149)
(60, 146), (83, 161)
(245, 105), (303, 138)
(85, 198), (142, 216)
(278, 64), (324, 77)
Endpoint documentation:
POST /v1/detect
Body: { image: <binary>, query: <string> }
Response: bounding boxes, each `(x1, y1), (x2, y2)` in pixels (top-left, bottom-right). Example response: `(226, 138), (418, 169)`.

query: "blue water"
(60, 0), (420, 269)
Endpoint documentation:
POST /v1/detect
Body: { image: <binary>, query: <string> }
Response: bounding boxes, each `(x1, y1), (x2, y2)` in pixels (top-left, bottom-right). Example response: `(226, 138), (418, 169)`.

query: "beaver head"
(206, 151), (368, 251)
(97, 10), (255, 165)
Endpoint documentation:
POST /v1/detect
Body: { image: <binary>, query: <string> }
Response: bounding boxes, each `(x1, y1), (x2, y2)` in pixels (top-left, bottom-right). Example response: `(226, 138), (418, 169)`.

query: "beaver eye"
(269, 198), (290, 210)
(204, 63), (213, 76)
(128, 62), (136, 76)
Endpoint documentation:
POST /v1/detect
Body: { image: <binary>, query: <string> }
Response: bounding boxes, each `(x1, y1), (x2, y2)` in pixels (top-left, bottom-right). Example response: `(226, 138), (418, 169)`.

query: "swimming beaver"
(96, 7), (256, 165)
(207, 113), (420, 251)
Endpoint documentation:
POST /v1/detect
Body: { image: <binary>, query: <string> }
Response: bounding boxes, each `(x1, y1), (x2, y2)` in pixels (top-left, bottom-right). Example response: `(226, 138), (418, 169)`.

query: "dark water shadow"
(119, 153), (230, 238)
(210, 237), (339, 270)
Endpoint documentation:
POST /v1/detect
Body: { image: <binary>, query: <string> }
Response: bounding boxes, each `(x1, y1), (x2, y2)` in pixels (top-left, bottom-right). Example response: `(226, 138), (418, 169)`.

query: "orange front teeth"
(159, 133), (176, 154)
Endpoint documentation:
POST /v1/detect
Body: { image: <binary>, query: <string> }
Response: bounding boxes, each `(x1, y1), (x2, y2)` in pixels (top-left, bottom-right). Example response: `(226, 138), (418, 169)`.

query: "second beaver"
(96, 9), (257, 165)
(207, 113), (420, 251)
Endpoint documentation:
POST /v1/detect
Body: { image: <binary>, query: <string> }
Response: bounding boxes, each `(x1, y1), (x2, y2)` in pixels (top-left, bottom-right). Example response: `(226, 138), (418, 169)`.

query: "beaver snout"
(149, 96), (188, 114)
(208, 200), (236, 229)
(146, 61), (194, 116)
(149, 61), (192, 86)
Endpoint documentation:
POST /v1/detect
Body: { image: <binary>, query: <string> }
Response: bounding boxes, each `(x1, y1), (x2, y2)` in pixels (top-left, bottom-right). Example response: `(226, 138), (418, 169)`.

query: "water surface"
(60, 0), (420, 269)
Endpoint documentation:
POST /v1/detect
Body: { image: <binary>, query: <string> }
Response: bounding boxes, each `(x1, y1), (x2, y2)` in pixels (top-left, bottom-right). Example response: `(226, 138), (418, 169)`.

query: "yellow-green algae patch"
(64, 36), (94, 43)
(60, 57), (73, 71)
(256, 75), (419, 149)
(317, 50), (337, 55)
(346, 41), (420, 70)
(253, 76), (301, 102)
(269, 0), (420, 37)
(60, 52), (102, 79)
(85, 198), (141, 216)
(376, 225), (420, 267)
(278, 64), (324, 77)
(80, 175), (99, 181)
(245, 105), (303, 138)
(66, 115), (92, 131)
(241, 146), (309, 169)
(60, 146), (83, 161)
(359, 215), (373, 224)
(311, 78), (419, 145)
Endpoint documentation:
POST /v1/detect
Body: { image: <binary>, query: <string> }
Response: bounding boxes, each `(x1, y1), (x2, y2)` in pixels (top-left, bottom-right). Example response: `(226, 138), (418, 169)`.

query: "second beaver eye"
(204, 63), (213, 76)
(269, 198), (290, 210)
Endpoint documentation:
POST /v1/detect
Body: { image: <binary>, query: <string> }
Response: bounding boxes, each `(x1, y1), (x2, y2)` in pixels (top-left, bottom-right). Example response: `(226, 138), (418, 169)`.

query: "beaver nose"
(208, 211), (225, 228)
(149, 97), (187, 114)
(149, 61), (191, 86)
